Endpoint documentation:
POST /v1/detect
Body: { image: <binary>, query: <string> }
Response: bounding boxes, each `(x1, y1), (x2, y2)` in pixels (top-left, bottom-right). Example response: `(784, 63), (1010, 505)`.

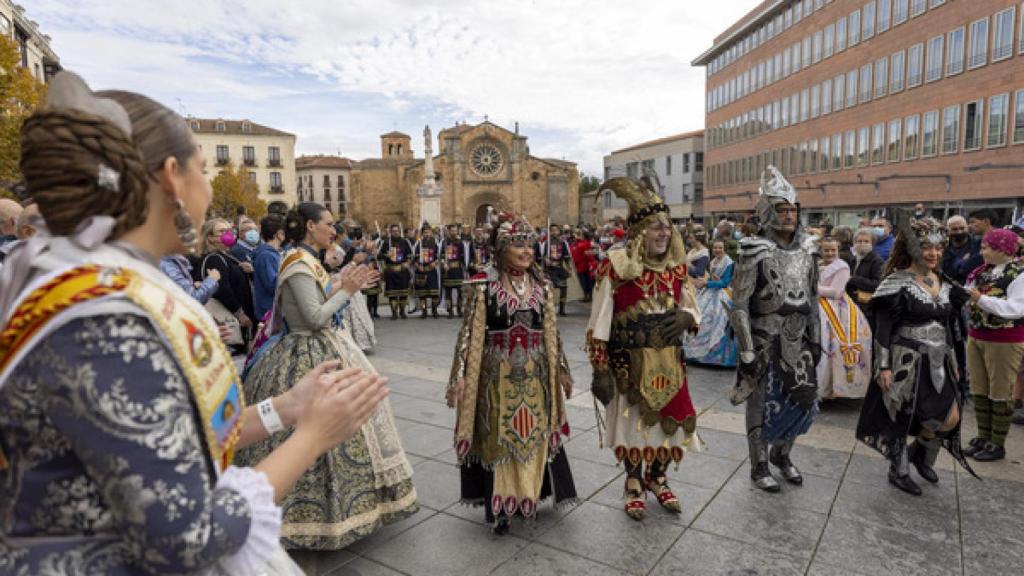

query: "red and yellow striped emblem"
(512, 403), (536, 441)
(650, 374), (671, 391)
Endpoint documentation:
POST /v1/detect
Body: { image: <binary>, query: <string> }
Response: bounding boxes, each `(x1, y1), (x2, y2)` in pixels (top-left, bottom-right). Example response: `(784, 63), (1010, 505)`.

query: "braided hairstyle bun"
(284, 202), (329, 245)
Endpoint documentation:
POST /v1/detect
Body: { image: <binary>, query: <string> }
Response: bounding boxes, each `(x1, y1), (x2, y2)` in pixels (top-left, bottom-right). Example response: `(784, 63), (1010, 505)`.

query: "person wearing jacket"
(846, 228), (884, 313)
(252, 214), (286, 321)
(159, 254), (220, 304)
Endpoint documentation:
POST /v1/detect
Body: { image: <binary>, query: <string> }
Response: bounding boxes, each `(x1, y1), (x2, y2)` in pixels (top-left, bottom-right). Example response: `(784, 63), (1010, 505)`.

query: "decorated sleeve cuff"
(216, 466), (283, 575)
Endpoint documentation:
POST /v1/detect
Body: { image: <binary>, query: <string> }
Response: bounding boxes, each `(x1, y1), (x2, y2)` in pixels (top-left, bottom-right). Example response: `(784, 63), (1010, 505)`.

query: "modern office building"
(602, 130), (705, 222)
(693, 0), (1024, 226)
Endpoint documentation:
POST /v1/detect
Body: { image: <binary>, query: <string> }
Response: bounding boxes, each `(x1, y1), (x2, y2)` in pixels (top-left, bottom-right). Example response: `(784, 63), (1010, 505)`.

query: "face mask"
(733, 231), (743, 240)
(949, 232), (967, 243)
(244, 230), (260, 245)
(220, 230), (237, 248)
(872, 227), (886, 238)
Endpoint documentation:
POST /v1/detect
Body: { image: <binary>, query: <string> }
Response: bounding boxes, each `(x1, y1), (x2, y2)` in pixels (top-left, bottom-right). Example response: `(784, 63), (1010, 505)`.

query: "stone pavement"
(293, 302), (1024, 576)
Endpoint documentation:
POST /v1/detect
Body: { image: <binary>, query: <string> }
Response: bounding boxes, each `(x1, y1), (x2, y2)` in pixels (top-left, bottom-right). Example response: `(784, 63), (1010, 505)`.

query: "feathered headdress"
(598, 176), (685, 279)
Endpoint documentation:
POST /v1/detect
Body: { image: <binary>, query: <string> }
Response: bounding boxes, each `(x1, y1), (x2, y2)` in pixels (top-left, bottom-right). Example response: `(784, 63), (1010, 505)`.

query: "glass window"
(837, 16), (848, 52)
(888, 119), (902, 162)
(905, 114), (920, 160)
(847, 69), (858, 108)
(785, 6), (793, 29)
(774, 52), (782, 80)
(809, 140), (818, 174)
(793, 42), (802, 72)
(845, 130), (856, 168)
(857, 127), (870, 166)
(878, 0), (892, 32)
(922, 110), (939, 157)
(820, 137), (830, 172)
(1015, 89), (1024, 144)
(216, 145), (229, 163)
(801, 88), (810, 122)
(908, 43), (924, 87)
(942, 105), (960, 154)
(823, 79), (833, 115)
(872, 123), (885, 164)
(812, 85), (821, 118)
(834, 73), (846, 111)
(863, 2), (876, 40)
(992, 7), (1016, 62)
(795, 1), (804, 22)
(782, 96), (790, 126)
(988, 93), (1010, 147)
(802, 36), (812, 69)
(891, 50), (905, 92)
(875, 57), (888, 98)
(965, 99), (984, 151)
(894, 0), (909, 25)
(926, 35), (943, 82)
(849, 10), (861, 46)
(783, 47), (792, 76)
(969, 17), (989, 69)
(929, 0), (945, 6)
(911, 0), (926, 18)
(270, 172), (282, 189)
(947, 27), (965, 76)
(824, 24), (835, 58)
(832, 133), (843, 170)
(860, 64), (873, 103)
(791, 93), (800, 123)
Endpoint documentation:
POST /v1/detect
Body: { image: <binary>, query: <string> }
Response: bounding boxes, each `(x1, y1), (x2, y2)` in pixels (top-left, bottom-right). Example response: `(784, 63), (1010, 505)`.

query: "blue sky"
(30, 0), (755, 176)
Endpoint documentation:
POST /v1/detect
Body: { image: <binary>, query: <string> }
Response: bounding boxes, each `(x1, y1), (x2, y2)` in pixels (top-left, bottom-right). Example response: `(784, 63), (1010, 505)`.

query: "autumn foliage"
(0, 34), (47, 199)
(209, 162), (267, 221)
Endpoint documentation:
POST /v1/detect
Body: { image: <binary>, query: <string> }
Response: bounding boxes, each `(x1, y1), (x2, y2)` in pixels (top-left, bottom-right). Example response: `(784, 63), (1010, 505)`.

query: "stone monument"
(416, 125), (443, 226)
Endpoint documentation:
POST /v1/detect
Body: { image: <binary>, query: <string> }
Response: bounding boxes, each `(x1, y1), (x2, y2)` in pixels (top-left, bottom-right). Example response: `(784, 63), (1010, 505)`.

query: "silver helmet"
(756, 165), (798, 232)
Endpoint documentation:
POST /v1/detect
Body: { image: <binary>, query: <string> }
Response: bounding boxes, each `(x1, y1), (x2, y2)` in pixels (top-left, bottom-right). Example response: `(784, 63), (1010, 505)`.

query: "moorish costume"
(816, 258), (872, 399)
(448, 213), (577, 533)
(236, 245), (417, 549)
(378, 233), (414, 319)
(442, 230), (471, 317)
(413, 232), (442, 318)
(729, 166), (820, 492)
(587, 176), (702, 520)
(685, 253), (738, 367)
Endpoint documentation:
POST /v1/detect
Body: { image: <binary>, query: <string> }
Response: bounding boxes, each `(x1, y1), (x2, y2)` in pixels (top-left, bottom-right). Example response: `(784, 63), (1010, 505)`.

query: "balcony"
(270, 185), (284, 194)
(268, 159), (282, 168)
(243, 158), (257, 167)
(215, 157), (230, 166)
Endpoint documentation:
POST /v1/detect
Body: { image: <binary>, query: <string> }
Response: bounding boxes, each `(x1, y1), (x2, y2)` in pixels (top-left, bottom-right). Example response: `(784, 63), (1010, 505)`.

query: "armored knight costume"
(378, 229), (414, 319)
(728, 166), (820, 492)
(447, 212), (577, 534)
(587, 176), (702, 521)
(855, 214), (976, 495)
(413, 226), (442, 318)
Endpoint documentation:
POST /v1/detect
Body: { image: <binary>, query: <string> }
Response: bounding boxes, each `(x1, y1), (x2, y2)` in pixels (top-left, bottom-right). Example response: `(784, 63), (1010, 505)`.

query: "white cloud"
(30, 0), (756, 174)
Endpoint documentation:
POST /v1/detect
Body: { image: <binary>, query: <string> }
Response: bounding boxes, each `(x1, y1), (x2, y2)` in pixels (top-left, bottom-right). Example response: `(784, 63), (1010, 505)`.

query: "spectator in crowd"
(0, 198), (22, 249)
(817, 236), (871, 399)
(942, 215), (978, 284)
(913, 203), (927, 219)
(231, 217), (258, 274)
(252, 213), (286, 321)
(870, 216), (895, 261)
(0, 201), (44, 267)
(571, 228), (596, 302)
(846, 228), (884, 314)
(160, 253), (221, 305)
(833, 226), (855, 268)
(716, 219), (739, 261)
(961, 208), (998, 277)
(200, 217), (256, 353)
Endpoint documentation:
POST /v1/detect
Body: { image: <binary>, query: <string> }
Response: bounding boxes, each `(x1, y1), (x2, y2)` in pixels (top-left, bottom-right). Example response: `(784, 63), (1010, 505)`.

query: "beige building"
(602, 130), (705, 222)
(188, 118), (297, 212)
(0, 1), (60, 83)
(296, 155), (353, 218)
(348, 121), (580, 228)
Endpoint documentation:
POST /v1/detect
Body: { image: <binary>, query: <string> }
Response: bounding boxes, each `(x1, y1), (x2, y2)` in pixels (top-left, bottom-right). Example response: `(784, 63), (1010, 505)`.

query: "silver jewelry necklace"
(508, 275), (528, 298)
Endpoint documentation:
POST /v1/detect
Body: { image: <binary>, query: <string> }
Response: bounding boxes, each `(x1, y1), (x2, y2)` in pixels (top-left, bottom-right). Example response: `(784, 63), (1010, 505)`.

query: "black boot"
(769, 441), (803, 485)
(558, 302), (567, 317)
(492, 514), (511, 535)
(909, 438), (940, 484)
(888, 437), (922, 496)
(749, 439), (780, 493)
(400, 301), (408, 319)
(432, 303), (439, 318)
(390, 303), (398, 320)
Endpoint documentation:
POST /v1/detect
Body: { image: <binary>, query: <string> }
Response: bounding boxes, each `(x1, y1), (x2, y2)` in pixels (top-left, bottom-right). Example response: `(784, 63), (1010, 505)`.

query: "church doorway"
(475, 204), (493, 225)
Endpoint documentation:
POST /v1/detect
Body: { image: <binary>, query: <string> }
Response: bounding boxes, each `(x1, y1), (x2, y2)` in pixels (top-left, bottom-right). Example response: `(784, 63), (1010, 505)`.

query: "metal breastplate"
(752, 247), (812, 316)
(896, 321), (951, 394)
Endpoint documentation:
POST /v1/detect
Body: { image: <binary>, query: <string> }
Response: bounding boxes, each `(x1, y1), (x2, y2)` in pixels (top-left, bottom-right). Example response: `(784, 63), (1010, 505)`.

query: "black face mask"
(949, 232), (968, 243)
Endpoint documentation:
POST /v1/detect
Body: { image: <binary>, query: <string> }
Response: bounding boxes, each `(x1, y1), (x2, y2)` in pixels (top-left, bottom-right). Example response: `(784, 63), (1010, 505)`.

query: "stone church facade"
(348, 121), (579, 229)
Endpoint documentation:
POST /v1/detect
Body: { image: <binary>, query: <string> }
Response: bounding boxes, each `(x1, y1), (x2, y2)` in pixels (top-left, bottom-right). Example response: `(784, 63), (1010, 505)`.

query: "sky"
(30, 0), (756, 176)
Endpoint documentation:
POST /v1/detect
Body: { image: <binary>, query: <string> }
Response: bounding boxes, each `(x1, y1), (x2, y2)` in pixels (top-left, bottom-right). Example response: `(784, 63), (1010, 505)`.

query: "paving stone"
(591, 478), (717, 527)
(389, 395), (454, 429)
(329, 556), (413, 575)
(723, 464), (841, 515)
(542, 502), (686, 574)
(289, 549), (357, 576)
(559, 453), (622, 500)
(649, 529), (809, 576)
(785, 444), (851, 480)
(672, 451), (741, 489)
(363, 513), (528, 576)
(842, 452), (954, 486)
(958, 475), (1024, 576)
(409, 458), (462, 511)
(564, 428), (616, 466)
(390, 376), (445, 402)
(393, 421), (452, 459)
(345, 506), (438, 555)
(694, 428), (750, 461)
(490, 542), (626, 576)
(804, 561), (874, 576)
(831, 473), (958, 538)
(564, 404), (598, 433)
(814, 515), (961, 576)
(692, 487), (828, 558)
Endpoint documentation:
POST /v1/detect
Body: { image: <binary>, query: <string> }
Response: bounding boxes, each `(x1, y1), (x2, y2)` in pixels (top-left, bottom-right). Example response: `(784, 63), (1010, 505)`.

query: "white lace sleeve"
(215, 466), (283, 575)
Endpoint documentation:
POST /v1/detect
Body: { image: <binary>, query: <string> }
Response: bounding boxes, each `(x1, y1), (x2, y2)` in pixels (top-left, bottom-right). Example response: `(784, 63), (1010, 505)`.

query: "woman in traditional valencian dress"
(325, 244), (377, 352)
(686, 239), (738, 367)
(447, 212), (578, 535)
(685, 227), (710, 280)
(236, 202), (417, 550)
(0, 73), (389, 574)
(816, 237), (872, 399)
(856, 215), (975, 496)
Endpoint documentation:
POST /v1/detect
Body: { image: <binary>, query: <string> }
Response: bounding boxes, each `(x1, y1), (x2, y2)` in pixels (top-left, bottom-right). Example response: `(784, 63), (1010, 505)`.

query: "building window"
(785, 6), (793, 29)
(849, 10), (861, 46)
(0, 15), (9, 36)
(797, 142), (807, 175)
(270, 172), (283, 191)
(811, 85), (821, 118)
(681, 183), (690, 202)
(696, 152), (703, 171)
(215, 121), (225, 132)
(324, 187), (331, 202)
(891, 50), (905, 92)
(947, 27), (965, 76)
(922, 110), (939, 157)
(813, 31), (822, 64)
(781, 96), (790, 126)
(832, 133), (843, 170)
(338, 175), (345, 189)
(847, 69), (858, 108)
(794, 41), (803, 72)
(969, 17), (989, 69)
(834, 74), (846, 112)
(911, 0), (926, 18)
(190, 120), (200, 130)
(791, 93), (800, 124)
(894, 0), (909, 25)
(859, 64), (873, 103)
(820, 136), (830, 172)
(268, 146), (281, 167)
(926, 35), (943, 83)
(824, 24), (835, 58)
(249, 172), (257, 183)
(243, 146), (255, 166)
(992, 7), (1016, 62)
(857, 127), (870, 167)
(837, 16), (848, 52)
(1014, 89), (1024, 144)
(216, 145), (229, 165)
(822, 79), (833, 115)
(626, 162), (638, 178)
(988, 93), (1010, 147)
(809, 139), (818, 174)
(799, 89), (809, 122)
(323, 175), (331, 188)
(942, 105), (960, 154)
(905, 114), (920, 160)
(241, 121), (251, 133)
(965, 99), (985, 151)
(875, 57), (888, 98)
(888, 119), (902, 162)
(878, 0), (892, 32)
(694, 183), (704, 203)
(863, 2), (876, 40)
(907, 43), (924, 87)
(872, 123), (885, 164)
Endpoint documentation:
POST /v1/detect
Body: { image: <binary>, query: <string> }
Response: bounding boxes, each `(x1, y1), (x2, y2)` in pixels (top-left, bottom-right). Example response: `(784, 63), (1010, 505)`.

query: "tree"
(579, 173), (602, 195)
(209, 163), (267, 222)
(0, 35), (47, 199)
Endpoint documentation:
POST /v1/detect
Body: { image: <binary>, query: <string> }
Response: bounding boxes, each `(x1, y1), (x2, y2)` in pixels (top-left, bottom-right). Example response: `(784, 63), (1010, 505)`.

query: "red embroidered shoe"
(623, 478), (646, 521)
(646, 474), (682, 514)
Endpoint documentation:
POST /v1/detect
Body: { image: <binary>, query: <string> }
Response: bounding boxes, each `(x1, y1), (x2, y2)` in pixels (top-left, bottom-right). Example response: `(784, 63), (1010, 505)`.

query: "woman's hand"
(239, 261), (254, 274)
(693, 277), (707, 289)
(277, 361), (348, 426)
(560, 372), (573, 399)
(337, 264), (376, 294)
(446, 378), (465, 408)
(967, 288), (983, 304)
(877, 369), (894, 392)
(294, 369), (389, 454)
(217, 323), (233, 342)
(206, 268), (222, 282)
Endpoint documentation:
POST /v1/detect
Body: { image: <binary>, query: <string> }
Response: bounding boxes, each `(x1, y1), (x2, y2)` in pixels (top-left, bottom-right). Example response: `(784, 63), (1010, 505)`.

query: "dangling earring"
(174, 199), (198, 255)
